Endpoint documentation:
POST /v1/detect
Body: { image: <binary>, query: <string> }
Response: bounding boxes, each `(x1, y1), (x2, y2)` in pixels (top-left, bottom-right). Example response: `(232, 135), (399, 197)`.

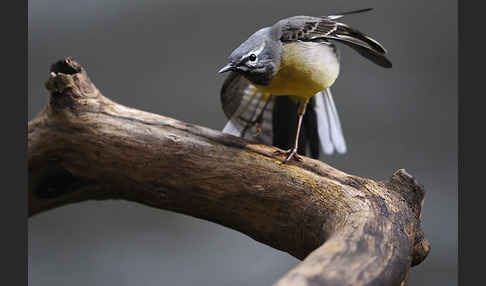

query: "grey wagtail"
(218, 8), (391, 163)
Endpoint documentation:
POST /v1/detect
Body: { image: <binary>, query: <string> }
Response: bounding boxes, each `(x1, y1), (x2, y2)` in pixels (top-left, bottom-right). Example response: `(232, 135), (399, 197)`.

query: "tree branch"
(28, 58), (430, 286)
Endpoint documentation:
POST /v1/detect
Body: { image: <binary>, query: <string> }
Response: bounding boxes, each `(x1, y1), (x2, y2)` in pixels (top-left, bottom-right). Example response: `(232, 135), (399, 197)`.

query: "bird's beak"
(218, 63), (234, 74)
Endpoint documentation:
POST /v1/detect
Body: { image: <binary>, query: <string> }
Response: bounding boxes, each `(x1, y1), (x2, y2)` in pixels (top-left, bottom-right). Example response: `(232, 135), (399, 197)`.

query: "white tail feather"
(222, 120), (242, 137)
(314, 89), (347, 154)
(314, 92), (334, 154)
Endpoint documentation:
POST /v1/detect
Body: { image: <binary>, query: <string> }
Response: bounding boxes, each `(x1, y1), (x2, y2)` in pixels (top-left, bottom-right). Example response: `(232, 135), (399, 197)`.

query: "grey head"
(218, 27), (282, 86)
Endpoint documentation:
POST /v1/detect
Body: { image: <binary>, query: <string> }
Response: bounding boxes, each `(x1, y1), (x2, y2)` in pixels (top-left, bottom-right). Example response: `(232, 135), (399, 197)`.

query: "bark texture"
(28, 58), (430, 286)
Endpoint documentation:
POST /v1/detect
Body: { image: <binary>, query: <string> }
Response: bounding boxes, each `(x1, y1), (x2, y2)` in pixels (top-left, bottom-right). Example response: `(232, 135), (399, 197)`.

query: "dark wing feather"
(324, 8), (373, 20)
(220, 71), (247, 119)
(272, 96), (298, 151)
(272, 96), (320, 159)
(278, 16), (337, 42)
(325, 23), (392, 68)
(220, 72), (274, 145)
(302, 97), (320, 158)
(274, 9), (392, 68)
(329, 36), (392, 68)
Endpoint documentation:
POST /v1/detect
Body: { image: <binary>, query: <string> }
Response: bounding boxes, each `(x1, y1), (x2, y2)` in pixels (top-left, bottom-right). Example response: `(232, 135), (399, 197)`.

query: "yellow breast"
(254, 42), (340, 101)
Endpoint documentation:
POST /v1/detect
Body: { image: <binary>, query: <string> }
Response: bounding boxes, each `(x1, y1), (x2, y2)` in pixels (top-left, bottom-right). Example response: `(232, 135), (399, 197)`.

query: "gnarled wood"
(28, 57), (430, 286)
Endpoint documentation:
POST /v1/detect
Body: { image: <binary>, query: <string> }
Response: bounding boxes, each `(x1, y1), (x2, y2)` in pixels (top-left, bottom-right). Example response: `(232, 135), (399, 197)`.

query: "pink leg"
(274, 101), (307, 163)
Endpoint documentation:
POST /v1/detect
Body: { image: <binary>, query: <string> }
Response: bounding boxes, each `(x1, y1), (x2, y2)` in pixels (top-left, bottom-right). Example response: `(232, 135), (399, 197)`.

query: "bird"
(218, 8), (391, 163)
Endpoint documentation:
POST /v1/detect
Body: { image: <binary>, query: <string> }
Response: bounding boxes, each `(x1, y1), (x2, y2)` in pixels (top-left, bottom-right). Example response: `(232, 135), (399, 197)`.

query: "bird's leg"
(274, 101), (307, 163)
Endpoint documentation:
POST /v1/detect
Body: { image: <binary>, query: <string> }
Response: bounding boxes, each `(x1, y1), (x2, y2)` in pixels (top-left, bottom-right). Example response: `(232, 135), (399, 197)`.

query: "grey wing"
(274, 9), (392, 68)
(220, 72), (274, 145)
(276, 16), (337, 42)
(275, 8), (374, 42)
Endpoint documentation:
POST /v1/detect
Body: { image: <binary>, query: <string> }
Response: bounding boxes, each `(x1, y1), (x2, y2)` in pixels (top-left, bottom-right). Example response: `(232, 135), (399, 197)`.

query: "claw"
(253, 122), (263, 136)
(274, 149), (303, 163)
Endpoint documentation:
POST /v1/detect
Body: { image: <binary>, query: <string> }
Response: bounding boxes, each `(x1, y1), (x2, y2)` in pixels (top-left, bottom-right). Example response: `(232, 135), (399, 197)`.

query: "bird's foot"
(252, 121), (263, 136)
(274, 148), (303, 163)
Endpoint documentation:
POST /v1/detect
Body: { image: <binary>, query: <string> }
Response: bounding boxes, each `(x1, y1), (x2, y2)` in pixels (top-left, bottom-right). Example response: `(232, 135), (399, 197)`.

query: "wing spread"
(220, 72), (274, 145)
(220, 73), (347, 159)
(274, 8), (392, 68)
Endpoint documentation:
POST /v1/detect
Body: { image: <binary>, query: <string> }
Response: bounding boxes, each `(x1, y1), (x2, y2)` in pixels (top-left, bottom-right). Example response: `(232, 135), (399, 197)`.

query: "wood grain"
(28, 58), (430, 286)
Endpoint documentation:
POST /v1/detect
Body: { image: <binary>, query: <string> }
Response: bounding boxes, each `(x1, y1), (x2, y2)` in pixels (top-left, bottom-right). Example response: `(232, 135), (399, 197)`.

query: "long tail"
(325, 8), (374, 20)
(313, 89), (347, 154)
(328, 23), (392, 68)
(323, 9), (393, 68)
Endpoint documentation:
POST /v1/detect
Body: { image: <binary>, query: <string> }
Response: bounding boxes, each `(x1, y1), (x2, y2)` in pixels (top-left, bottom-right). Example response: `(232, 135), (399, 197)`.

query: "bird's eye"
(249, 54), (257, 62)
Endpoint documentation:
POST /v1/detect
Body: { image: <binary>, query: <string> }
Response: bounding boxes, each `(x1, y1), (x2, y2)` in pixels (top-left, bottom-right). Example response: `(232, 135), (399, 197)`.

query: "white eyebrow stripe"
(241, 41), (266, 60)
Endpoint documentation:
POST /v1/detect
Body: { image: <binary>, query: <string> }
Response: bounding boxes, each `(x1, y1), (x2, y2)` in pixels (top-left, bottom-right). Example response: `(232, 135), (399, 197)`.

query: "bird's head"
(218, 27), (281, 86)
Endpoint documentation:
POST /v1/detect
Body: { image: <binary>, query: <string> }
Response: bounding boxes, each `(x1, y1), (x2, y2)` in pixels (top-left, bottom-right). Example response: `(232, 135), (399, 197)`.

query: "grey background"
(28, 0), (457, 285)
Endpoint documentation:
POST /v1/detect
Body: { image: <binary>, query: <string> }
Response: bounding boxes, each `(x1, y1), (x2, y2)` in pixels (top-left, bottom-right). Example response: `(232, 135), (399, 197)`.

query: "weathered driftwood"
(28, 58), (430, 286)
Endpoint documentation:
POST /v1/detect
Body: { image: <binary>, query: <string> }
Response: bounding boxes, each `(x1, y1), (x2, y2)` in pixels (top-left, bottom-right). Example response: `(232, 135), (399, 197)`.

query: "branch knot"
(44, 57), (98, 111)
